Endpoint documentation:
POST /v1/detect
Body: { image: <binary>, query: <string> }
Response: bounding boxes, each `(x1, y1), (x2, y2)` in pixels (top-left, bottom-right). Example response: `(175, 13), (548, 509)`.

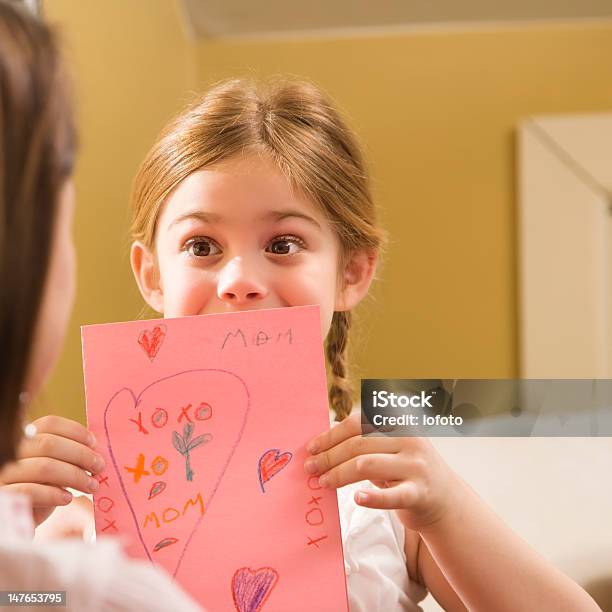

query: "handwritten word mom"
(221, 328), (293, 350)
(143, 492), (205, 529)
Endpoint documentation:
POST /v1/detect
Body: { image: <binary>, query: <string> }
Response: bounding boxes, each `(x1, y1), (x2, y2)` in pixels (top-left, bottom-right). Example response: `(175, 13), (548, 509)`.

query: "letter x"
(178, 403), (192, 423)
(307, 535), (328, 548)
(94, 474), (109, 487)
(124, 453), (150, 483)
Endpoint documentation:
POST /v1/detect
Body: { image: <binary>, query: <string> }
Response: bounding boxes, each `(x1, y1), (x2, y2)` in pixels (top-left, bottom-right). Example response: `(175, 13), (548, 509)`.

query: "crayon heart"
(258, 449), (292, 492)
(138, 325), (166, 360)
(232, 567), (279, 612)
(101, 369), (250, 578)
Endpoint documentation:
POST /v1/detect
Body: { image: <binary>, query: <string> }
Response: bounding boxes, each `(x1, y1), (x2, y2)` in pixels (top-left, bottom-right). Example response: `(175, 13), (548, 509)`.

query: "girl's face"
(131, 154), (375, 338)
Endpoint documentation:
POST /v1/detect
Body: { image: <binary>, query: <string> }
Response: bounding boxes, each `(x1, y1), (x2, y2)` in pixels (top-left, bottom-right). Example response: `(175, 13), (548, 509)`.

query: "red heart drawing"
(138, 325), (167, 361)
(232, 566), (279, 612)
(102, 369), (250, 579)
(258, 449), (292, 492)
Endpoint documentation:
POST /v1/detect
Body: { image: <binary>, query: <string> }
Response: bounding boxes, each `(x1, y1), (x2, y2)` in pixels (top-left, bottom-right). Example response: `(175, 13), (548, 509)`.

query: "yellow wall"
(37, 5), (612, 423)
(194, 22), (612, 382)
(35, 0), (194, 423)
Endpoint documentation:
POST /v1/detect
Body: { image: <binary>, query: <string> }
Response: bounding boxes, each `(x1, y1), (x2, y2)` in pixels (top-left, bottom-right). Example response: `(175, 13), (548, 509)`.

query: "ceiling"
(182, 0), (612, 39)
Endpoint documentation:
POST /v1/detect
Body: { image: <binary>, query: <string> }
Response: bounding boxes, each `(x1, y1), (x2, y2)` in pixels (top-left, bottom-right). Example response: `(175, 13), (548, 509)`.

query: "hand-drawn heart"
(138, 324), (167, 360)
(232, 566), (279, 612)
(102, 369), (250, 579)
(258, 448), (292, 493)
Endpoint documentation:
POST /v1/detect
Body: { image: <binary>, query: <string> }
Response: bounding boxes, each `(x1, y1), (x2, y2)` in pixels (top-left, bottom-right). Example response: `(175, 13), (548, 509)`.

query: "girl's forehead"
(159, 155), (328, 229)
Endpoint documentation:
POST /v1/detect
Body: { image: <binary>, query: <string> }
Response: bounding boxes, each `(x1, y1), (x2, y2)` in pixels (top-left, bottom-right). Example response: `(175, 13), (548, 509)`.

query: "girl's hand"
(0, 415), (104, 527)
(305, 412), (463, 533)
(35, 495), (95, 542)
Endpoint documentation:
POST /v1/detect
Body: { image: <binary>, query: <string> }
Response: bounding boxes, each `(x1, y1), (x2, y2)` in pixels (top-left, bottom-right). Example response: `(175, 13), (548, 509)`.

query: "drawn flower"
(172, 422), (212, 481)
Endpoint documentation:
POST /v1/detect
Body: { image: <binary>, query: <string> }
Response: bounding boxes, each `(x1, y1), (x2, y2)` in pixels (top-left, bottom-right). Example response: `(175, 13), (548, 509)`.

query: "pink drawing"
(103, 369), (250, 578)
(172, 423), (212, 482)
(83, 307), (350, 610)
(138, 324), (166, 360)
(232, 567), (279, 612)
(148, 481), (166, 500)
(258, 449), (293, 493)
(154, 536), (178, 552)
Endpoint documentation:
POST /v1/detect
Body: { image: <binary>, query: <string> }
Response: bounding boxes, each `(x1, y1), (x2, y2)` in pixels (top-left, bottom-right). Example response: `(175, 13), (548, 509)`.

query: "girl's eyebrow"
(168, 211), (221, 229)
(168, 209), (321, 230)
(263, 210), (321, 229)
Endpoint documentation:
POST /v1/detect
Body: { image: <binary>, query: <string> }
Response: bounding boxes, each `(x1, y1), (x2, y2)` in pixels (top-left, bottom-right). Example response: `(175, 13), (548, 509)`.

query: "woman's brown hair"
(0, 1), (76, 465)
(131, 77), (384, 420)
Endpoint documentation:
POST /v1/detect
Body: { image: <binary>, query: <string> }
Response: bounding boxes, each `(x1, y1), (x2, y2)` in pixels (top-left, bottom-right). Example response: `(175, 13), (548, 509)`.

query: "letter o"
(305, 508), (324, 526)
(195, 402), (212, 421)
(163, 507), (180, 523)
(307, 475), (322, 490)
(151, 456), (169, 475)
(97, 496), (114, 513)
(151, 408), (168, 428)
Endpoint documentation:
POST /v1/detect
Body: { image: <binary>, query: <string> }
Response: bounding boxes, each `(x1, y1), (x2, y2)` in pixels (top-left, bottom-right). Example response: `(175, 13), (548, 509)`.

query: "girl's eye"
(184, 237), (221, 258)
(265, 235), (306, 256)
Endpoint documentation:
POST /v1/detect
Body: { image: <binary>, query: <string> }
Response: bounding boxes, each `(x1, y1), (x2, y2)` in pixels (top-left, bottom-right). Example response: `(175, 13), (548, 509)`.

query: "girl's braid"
(326, 310), (353, 421)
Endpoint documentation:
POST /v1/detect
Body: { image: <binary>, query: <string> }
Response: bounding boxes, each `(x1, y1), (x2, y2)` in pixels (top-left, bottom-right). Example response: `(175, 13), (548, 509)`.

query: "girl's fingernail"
(304, 459), (317, 475)
(318, 474), (329, 488)
(92, 454), (105, 473)
(355, 491), (369, 504)
(306, 440), (318, 454)
(62, 491), (73, 504)
(88, 433), (97, 448)
(88, 477), (99, 492)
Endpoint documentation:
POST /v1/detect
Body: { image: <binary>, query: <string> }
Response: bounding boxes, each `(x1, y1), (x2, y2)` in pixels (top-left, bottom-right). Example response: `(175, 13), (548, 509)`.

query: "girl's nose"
(217, 257), (269, 305)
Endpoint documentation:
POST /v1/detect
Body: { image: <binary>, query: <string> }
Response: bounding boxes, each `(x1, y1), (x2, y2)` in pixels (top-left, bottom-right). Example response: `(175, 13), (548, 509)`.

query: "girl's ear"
(130, 241), (164, 314)
(335, 250), (378, 312)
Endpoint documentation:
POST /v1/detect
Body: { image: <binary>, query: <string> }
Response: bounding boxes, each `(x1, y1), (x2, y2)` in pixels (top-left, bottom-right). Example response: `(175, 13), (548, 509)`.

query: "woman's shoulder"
(0, 537), (202, 612)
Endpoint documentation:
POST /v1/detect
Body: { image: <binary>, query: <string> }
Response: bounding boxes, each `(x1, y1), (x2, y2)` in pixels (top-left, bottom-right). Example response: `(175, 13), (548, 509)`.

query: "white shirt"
(339, 481), (428, 611)
(0, 490), (202, 612)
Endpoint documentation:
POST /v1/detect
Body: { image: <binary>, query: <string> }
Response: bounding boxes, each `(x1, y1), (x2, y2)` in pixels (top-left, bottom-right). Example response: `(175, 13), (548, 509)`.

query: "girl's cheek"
(284, 261), (337, 303)
(274, 265), (336, 323)
(164, 270), (217, 317)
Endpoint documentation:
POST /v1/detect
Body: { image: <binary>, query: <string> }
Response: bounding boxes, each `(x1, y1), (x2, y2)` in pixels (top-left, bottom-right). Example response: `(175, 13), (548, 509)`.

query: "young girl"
(3, 77), (600, 611)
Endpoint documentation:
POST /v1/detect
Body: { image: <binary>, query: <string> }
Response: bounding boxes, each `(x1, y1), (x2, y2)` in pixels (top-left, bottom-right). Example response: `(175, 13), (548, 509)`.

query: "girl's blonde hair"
(131, 77), (384, 420)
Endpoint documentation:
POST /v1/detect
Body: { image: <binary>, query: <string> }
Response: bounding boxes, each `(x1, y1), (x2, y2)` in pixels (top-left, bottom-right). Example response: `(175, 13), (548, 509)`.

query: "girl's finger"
(0, 457), (99, 494)
(305, 435), (400, 477)
(354, 481), (419, 510)
(317, 453), (410, 489)
(30, 415), (95, 448)
(19, 433), (105, 474)
(306, 411), (362, 455)
(2, 482), (73, 508)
